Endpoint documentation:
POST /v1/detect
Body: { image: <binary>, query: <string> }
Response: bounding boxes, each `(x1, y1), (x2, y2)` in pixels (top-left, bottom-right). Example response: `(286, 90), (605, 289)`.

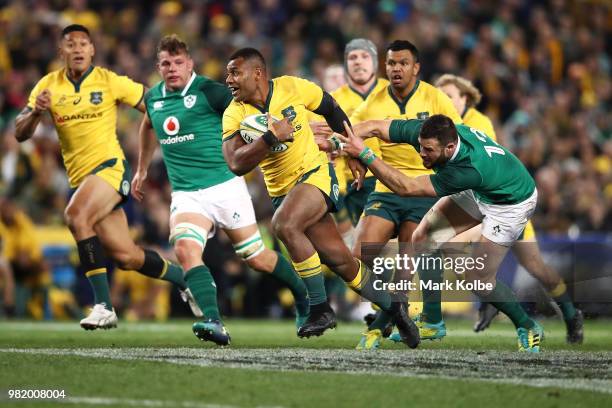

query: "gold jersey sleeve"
(463, 107), (497, 142)
(222, 76), (328, 197)
(356, 80), (462, 193)
(26, 66), (144, 188)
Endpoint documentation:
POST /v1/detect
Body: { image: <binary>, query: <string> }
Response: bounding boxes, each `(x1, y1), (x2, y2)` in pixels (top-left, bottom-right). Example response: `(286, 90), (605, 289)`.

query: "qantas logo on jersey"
(163, 116), (180, 135)
(54, 112), (103, 123)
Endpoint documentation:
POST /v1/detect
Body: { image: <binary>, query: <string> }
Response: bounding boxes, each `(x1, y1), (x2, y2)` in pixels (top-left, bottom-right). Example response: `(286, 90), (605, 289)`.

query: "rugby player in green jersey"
(337, 115), (545, 352)
(133, 35), (309, 346)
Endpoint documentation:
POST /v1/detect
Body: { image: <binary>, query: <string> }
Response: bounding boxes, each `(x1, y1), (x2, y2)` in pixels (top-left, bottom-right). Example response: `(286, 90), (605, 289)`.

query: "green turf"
(0, 318), (611, 408)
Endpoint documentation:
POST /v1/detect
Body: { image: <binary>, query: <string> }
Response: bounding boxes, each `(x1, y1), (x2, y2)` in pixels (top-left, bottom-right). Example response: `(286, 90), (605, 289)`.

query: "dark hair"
(157, 34), (190, 56)
(61, 24), (90, 39)
(229, 47), (266, 68)
(386, 40), (419, 63)
(420, 115), (458, 145)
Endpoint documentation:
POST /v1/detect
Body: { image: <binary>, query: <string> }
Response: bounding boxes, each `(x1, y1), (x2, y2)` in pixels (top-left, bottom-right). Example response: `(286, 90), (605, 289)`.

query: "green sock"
(160, 261), (187, 290)
(480, 280), (534, 329)
(138, 249), (187, 290)
(271, 252), (309, 316)
(87, 272), (112, 309)
(419, 251), (443, 324)
(549, 281), (577, 321)
(348, 260), (392, 312)
(77, 236), (112, 310)
(185, 265), (220, 321)
(292, 253), (327, 306)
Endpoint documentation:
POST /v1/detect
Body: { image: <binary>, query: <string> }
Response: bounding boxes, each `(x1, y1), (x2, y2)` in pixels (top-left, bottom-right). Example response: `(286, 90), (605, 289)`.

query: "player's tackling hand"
(335, 121), (366, 158)
(131, 170), (147, 202)
(267, 113), (294, 142)
(33, 89), (51, 115)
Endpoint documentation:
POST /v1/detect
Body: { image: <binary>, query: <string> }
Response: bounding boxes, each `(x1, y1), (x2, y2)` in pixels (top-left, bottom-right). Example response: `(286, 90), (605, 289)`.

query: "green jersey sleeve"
(200, 79), (233, 115)
(429, 165), (482, 197)
(388, 119), (424, 148)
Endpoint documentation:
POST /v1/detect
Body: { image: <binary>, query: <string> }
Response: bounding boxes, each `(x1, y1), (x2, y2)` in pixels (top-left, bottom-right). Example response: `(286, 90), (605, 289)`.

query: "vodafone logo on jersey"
(163, 116), (180, 136)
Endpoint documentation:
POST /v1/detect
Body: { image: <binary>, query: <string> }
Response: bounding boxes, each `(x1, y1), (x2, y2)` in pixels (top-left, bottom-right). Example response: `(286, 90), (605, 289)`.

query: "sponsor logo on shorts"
(121, 180), (130, 196)
(492, 225), (501, 235)
(332, 184), (339, 201)
(233, 212), (241, 223)
(184, 95), (197, 108)
(367, 202), (382, 211)
(163, 116), (180, 136)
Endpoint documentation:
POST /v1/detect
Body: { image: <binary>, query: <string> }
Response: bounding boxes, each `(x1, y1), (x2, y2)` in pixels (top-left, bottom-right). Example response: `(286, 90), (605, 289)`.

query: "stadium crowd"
(0, 0), (609, 319)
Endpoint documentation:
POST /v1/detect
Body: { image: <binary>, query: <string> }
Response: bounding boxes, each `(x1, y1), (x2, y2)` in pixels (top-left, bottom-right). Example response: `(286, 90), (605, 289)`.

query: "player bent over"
(339, 115), (544, 352)
(134, 35), (310, 345)
(15, 25), (196, 330)
(222, 48), (419, 347)
(435, 74), (583, 343)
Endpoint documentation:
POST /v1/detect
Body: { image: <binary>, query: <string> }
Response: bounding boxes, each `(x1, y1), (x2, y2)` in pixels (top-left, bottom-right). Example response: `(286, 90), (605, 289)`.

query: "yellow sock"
(549, 280), (567, 298)
(292, 253), (326, 305)
(292, 252), (322, 278)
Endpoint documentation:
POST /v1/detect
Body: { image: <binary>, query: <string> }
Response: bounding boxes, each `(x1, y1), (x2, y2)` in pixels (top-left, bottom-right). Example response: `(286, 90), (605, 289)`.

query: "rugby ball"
(239, 114), (288, 152)
(239, 114), (271, 144)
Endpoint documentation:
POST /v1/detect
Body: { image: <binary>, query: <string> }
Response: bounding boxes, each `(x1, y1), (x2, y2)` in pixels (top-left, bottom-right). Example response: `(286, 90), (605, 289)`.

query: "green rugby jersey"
(388, 119), (535, 204)
(145, 73), (235, 191)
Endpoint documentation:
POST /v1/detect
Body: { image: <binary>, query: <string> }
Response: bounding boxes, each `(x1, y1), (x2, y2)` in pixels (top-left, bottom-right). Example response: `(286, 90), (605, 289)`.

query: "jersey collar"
(65, 65), (94, 93)
(450, 134), (462, 162)
(387, 79), (420, 114)
(349, 78), (379, 101)
(162, 71), (196, 97)
(252, 80), (274, 113)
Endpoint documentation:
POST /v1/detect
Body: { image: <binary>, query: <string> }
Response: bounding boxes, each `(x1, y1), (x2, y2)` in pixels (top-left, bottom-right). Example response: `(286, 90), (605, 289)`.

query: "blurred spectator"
(0, 196), (50, 318)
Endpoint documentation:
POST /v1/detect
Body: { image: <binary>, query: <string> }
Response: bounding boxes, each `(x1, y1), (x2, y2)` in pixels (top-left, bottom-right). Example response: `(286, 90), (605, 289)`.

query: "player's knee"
(234, 231), (266, 269)
(272, 213), (299, 242)
(173, 240), (203, 269)
(411, 225), (428, 246)
(64, 204), (91, 233)
(414, 208), (455, 250)
(111, 248), (138, 270)
(170, 223), (207, 269)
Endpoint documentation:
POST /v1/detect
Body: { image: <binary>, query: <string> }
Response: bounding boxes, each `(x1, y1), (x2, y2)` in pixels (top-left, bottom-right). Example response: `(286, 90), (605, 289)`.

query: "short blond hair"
(435, 74), (482, 108)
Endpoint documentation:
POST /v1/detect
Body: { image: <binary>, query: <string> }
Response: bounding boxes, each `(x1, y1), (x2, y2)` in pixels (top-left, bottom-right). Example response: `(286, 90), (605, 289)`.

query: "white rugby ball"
(239, 114), (271, 144)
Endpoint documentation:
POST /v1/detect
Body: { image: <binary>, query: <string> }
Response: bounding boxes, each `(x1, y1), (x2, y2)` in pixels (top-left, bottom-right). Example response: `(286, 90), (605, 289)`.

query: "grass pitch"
(0, 318), (611, 407)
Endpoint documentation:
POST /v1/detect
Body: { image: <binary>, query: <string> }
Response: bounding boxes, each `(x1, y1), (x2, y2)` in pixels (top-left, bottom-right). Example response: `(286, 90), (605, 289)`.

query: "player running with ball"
(134, 35), (310, 346)
(338, 115), (545, 352)
(222, 47), (419, 346)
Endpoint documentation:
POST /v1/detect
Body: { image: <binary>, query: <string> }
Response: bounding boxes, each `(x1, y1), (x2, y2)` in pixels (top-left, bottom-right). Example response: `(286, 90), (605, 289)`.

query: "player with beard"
(221, 48), (419, 347)
(339, 115), (545, 352)
(433, 74), (583, 343)
(320, 40), (460, 349)
(313, 39), (389, 228)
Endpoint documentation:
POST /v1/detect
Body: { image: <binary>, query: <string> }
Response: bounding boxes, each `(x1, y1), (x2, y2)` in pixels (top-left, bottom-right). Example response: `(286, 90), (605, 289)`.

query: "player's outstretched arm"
(338, 121), (437, 197)
(132, 112), (158, 202)
(351, 120), (394, 142)
(14, 89), (51, 142)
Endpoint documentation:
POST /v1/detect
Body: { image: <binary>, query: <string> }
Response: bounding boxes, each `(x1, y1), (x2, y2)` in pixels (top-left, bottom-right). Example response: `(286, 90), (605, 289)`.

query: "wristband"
(262, 130), (279, 146)
(328, 134), (342, 151)
(358, 147), (377, 166)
